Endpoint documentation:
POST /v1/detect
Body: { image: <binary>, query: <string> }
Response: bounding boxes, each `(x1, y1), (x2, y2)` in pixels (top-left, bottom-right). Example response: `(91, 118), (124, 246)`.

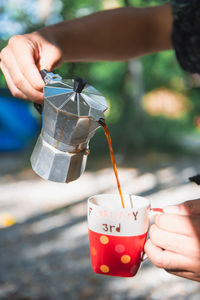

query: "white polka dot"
(115, 244), (125, 253)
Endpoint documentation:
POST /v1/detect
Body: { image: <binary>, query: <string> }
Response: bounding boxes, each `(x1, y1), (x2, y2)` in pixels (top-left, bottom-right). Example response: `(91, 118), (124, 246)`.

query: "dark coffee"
(98, 119), (125, 208)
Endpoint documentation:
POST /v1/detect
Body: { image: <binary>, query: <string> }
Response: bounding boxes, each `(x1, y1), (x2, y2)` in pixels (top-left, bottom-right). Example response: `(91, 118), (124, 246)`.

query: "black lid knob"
(73, 77), (87, 93)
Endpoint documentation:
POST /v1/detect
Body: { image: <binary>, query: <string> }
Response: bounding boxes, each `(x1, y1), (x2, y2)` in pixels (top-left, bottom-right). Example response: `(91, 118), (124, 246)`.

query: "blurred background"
(0, 0), (200, 299)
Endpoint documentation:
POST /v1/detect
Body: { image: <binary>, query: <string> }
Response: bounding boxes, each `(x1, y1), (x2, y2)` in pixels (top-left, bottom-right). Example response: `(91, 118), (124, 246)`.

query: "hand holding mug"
(145, 199), (200, 282)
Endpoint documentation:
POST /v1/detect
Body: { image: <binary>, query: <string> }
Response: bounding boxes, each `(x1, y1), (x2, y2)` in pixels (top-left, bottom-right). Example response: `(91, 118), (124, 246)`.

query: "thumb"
(39, 44), (63, 71)
(163, 199), (200, 216)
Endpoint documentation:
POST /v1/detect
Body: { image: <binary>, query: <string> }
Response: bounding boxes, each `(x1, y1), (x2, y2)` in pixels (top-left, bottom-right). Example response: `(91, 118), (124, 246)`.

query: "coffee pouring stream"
(31, 70), (108, 183)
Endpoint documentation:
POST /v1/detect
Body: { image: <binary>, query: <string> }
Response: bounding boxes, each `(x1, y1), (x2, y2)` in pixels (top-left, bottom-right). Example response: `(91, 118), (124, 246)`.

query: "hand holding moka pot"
(31, 70), (108, 183)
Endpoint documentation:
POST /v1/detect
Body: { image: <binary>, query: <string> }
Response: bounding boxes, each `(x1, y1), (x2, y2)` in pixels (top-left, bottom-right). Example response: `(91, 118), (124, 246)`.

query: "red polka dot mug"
(88, 194), (162, 277)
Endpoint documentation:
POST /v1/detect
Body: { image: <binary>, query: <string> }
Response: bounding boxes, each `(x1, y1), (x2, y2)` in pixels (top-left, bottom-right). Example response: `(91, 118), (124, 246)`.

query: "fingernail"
(163, 205), (180, 214)
(152, 208), (164, 213)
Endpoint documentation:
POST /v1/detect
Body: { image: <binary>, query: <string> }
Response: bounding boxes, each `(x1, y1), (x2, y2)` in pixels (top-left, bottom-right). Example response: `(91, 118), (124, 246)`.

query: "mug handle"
(141, 207), (164, 262)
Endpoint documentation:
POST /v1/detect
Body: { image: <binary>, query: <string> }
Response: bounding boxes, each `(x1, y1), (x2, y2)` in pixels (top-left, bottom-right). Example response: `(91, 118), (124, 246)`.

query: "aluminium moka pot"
(31, 70), (108, 183)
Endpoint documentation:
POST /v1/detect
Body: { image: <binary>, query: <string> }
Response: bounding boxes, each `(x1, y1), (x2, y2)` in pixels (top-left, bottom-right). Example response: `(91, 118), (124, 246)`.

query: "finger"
(1, 47), (43, 102)
(164, 199), (200, 216)
(144, 239), (200, 272)
(7, 35), (44, 91)
(149, 224), (200, 259)
(0, 62), (28, 99)
(39, 42), (63, 71)
(166, 269), (200, 282)
(155, 214), (200, 237)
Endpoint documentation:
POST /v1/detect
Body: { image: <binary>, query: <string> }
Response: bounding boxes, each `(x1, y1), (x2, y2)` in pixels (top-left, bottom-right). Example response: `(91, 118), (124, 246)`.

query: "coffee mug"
(88, 194), (162, 277)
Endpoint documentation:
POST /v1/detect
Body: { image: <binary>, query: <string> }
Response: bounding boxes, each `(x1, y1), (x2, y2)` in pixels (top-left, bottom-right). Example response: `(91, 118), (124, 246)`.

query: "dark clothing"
(171, 0), (200, 74)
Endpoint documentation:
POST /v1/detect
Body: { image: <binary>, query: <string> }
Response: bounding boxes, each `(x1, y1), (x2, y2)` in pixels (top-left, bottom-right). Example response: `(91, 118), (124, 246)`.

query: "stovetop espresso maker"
(31, 70), (108, 183)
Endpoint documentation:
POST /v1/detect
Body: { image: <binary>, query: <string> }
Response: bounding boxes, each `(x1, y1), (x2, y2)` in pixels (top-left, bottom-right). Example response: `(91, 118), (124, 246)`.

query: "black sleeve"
(171, 0), (200, 74)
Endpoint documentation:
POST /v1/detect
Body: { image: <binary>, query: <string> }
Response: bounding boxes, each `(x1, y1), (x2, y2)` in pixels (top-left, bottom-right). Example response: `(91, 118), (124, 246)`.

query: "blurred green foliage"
(1, 0), (200, 160)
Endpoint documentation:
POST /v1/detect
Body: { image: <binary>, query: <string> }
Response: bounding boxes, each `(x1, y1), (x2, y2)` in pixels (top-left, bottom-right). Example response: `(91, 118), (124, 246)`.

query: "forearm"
(0, 3), (173, 102)
(39, 4), (173, 62)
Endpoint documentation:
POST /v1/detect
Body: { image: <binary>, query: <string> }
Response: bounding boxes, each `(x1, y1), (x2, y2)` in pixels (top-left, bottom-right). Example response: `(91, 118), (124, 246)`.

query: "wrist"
(28, 29), (64, 70)
(36, 21), (79, 62)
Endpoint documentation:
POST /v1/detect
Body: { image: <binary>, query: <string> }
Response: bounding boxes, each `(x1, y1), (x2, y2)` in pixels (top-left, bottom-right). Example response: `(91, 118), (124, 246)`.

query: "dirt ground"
(0, 152), (200, 300)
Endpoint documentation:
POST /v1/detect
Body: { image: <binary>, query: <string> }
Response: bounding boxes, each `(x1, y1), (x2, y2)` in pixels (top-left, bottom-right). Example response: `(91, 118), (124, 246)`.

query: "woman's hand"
(0, 30), (63, 102)
(145, 199), (200, 282)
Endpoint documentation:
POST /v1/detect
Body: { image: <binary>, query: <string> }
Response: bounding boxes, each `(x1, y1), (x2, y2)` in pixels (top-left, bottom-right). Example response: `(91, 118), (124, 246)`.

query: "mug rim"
(88, 193), (150, 211)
